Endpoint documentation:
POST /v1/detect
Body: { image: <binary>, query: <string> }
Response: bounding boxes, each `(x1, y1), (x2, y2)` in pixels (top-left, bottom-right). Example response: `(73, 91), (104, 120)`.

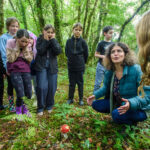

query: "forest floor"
(0, 65), (150, 150)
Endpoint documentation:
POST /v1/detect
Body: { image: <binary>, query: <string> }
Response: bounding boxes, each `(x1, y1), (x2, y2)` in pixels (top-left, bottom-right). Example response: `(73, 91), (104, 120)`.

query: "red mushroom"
(60, 124), (70, 134)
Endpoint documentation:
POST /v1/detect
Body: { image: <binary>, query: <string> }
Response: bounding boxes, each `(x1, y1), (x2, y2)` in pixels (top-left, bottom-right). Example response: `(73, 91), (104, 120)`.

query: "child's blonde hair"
(6, 17), (19, 31)
(136, 10), (150, 97)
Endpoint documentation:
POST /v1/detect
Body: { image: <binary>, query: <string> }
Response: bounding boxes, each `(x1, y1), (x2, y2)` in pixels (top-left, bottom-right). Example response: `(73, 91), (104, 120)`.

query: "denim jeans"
(94, 62), (106, 92)
(92, 99), (147, 125)
(36, 68), (57, 113)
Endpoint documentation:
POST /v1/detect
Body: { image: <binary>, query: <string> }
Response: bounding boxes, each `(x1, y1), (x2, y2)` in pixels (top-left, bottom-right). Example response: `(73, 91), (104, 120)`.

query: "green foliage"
(0, 65), (150, 149)
(2, 0), (149, 63)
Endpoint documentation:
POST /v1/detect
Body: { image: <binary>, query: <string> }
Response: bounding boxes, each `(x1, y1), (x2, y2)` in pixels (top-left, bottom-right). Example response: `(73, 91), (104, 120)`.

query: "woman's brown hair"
(103, 42), (137, 70)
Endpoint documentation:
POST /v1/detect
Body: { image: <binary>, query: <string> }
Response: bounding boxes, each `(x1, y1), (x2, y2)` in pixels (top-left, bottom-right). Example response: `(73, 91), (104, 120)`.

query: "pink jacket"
(6, 39), (33, 63)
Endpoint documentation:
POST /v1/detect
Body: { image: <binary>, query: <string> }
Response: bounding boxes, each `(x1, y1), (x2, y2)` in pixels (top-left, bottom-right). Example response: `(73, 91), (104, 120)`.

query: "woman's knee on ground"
(92, 100), (106, 113)
(112, 109), (121, 123)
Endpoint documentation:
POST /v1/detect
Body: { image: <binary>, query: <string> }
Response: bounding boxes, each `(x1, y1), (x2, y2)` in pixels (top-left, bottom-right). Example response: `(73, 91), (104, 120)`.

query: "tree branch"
(118, 0), (150, 42)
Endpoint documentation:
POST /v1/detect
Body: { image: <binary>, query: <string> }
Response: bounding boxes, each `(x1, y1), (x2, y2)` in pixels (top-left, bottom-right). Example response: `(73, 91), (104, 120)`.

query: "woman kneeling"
(87, 42), (147, 125)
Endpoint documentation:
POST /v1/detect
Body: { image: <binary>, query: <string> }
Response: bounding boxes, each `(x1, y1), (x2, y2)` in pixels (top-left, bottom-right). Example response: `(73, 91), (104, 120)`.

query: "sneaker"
(67, 99), (74, 104)
(37, 112), (43, 116)
(79, 100), (84, 106)
(48, 109), (52, 113)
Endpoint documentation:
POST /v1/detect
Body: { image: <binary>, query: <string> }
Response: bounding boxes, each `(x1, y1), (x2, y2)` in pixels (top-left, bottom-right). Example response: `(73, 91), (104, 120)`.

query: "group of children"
(0, 18), (89, 116)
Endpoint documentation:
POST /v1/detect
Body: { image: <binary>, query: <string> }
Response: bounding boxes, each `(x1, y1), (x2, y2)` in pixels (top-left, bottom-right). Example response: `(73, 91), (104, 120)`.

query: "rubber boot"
(16, 106), (22, 115)
(22, 104), (31, 117)
(8, 96), (16, 112)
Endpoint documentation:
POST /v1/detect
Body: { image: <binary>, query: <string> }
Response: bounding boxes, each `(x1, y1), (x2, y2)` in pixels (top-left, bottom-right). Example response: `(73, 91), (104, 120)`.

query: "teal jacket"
(128, 86), (150, 117)
(94, 64), (142, 113)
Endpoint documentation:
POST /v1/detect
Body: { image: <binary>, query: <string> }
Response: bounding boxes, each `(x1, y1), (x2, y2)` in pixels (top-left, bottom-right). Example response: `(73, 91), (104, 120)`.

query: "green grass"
(0, 65), (150, 150)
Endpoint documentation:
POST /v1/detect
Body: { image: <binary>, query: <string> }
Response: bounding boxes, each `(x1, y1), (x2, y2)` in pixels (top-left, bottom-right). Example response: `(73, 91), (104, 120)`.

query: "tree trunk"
(84, 0), (98, 40)
(27, 0), (40, 33)
(51, 0), (64, 54)
(19, 0), (28, 29)
(83, 0), (90, 38)
(90, 0), (104, 61)
(78, 0), (81, 22)
(8, 0), (16, 12)
(118, 0), (150, 42)
(0, 0), (4, 35)
(36, 0), (45, 32)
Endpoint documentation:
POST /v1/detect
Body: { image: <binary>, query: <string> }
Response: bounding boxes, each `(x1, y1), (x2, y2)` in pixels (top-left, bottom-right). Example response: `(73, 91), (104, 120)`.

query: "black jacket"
(65, 36), (88, 71)
(34, 35), (61, 73)
(0, 53), (6, 75)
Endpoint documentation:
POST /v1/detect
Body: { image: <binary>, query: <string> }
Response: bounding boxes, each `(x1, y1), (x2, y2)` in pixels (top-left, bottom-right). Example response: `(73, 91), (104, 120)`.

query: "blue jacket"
(94, 64), (142, 113)
(0, 33), (13, 68)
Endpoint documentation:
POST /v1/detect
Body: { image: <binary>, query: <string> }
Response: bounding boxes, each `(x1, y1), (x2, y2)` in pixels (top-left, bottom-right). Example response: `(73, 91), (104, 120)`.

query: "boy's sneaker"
(79, 100), (84, 106)
(67, 99), (74, 104)
(48, 109), (52, 113)
(37, 112), (43, 116)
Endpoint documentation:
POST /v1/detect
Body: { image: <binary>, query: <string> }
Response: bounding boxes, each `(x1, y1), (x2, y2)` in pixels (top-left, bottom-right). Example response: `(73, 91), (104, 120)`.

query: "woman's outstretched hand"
(87, 95), (95, 106)
(118, 98), (130, 115)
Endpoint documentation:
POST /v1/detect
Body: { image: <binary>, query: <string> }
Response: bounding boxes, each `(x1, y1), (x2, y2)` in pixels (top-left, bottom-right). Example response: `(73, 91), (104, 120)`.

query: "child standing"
(6, 29), (33, 116)
(65, 23), (88, 106)
(34, 24), (61, 116)
(94, 26), (114, 92)
(0, 17), (19, 112)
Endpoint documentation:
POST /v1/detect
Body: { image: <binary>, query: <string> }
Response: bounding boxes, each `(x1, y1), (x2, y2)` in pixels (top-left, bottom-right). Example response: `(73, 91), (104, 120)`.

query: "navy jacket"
(65, 36), (88, 71)
(34, 35), (61, 73)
